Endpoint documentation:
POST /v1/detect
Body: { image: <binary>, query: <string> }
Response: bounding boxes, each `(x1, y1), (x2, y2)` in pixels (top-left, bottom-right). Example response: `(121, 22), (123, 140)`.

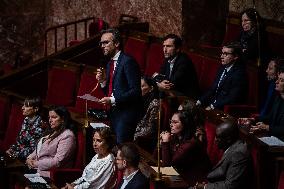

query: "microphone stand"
(155, 93), (165, 188)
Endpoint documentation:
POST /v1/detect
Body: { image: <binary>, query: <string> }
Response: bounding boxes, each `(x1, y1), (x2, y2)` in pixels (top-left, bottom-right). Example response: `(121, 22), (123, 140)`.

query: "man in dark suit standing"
(153, 34), (199, 99)
(116, 143), (149, 189)
(191, 120), (253, 189)
(96, 28), (142, 143)
(197, 42), (247, 110)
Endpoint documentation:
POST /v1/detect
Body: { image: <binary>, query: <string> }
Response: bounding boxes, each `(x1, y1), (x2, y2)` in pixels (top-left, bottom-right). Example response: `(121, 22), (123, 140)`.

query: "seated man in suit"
(153, 34), (199, 99)
(196, 42), (247, 110)
(116, 143), (149, 189)
(191, 120), (253, 189)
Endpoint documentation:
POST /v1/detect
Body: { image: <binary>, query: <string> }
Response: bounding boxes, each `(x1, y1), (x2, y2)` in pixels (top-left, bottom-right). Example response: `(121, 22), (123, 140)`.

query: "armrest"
(50, 168), (82, 188)
(224, 104), (257, 118)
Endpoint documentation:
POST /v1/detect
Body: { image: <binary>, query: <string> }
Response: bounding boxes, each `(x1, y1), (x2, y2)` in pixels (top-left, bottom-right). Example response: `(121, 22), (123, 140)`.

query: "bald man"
(191, 120), (253, 189)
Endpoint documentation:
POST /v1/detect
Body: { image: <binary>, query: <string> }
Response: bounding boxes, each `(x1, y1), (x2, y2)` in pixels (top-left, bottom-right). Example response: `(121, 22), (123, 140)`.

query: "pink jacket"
(27, 129), (76, 177)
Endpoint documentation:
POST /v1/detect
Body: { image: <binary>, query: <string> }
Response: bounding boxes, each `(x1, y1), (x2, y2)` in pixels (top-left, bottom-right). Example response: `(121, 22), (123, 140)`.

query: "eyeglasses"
(99, 40), (111, 46)
(169, 119), (180, 124)
(221, 52), (233, 56)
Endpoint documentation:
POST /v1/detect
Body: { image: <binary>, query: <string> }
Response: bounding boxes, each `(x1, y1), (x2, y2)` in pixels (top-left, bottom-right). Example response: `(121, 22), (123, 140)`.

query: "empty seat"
(0, 95), (10, 138)
(69, 66), (105, 114)
(45, 64), (81, 106)
(124, 37), (148, 73)
(144, 42), (164, 77)
(0, 102), (24, 151)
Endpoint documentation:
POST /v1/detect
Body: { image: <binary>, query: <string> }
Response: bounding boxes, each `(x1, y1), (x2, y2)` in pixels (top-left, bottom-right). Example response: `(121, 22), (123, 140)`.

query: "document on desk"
(259, 136), (284, 146)
(90, 122), (110, 129)
(151, 166), (179, 176)
(77, 94), (100, 102)
(24, 173), (47, 184)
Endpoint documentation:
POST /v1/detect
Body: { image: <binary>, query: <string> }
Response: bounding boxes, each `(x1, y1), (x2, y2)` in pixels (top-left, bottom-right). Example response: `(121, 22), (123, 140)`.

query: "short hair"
(101, 28), (122, 48)
(223, 42), (243, 58)
(217, 119), (239, 142)
(23, 96), (42, 111)
(163, 34), (182, 48)
(118, 143), (140, 168)
(94, 127), (116, 151)
(277, 59), (284, 74)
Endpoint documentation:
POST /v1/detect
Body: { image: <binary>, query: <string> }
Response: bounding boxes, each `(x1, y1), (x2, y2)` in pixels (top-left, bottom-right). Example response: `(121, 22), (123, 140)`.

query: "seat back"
(124, 37), (148, 73)
(0, 102), (24, 151)
(0, 95), (11, 138)
(204, 120), (223, 166)
(45, 63), (81, 106)
(144, 42), (164, 77)
(73, 129), (85, 169)
(71, 66), (105, 113)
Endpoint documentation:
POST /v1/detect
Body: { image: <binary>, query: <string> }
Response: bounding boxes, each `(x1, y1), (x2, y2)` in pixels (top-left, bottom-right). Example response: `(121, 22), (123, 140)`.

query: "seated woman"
(62, 127), (116, 189)
(134, 76), (159, 152)
(158, 111), (211, 185)
(26, 106), (76, 178)
(6, 97), (44, 161)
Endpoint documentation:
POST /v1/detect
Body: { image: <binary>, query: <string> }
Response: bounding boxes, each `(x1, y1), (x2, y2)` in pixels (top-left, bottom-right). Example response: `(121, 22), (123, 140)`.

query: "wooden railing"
(44, 17), (95, 56)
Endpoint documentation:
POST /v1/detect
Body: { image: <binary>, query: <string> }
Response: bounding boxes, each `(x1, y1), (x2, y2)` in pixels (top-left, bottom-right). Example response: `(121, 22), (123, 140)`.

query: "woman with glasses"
(158, 110), (211, 185)
(62, 127), (116, 189)
(6, 97), (45, 161)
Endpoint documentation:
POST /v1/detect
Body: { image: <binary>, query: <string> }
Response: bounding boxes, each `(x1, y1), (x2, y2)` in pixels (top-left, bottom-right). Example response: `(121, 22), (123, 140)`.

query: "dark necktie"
(216, 69), (227, 93)
(108, 60), (114, 97)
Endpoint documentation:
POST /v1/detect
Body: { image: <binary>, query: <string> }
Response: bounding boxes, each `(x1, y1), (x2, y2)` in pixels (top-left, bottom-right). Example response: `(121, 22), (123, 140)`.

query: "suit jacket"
(206, 140), (253, 189)
(159, 52), (199, 99)
(27, 129), (76, 177)
(117, 170), (149, 189)
(199, 63), (247, 110)
(103, 52), (142, 143)
(258, 94), (284, 140)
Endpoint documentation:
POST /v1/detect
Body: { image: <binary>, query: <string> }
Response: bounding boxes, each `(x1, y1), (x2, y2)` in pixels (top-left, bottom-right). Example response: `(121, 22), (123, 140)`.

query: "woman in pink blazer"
(26, 106), (76, 177)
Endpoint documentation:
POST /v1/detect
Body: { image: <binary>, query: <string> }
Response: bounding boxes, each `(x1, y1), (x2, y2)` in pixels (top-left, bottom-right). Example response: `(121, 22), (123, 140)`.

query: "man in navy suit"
(197, 42), (247, 110)
(96, 28), (142, 143)
(116, 143), (149, 189)
(153, 34), (199, 99)
(191, 120), (253, 189)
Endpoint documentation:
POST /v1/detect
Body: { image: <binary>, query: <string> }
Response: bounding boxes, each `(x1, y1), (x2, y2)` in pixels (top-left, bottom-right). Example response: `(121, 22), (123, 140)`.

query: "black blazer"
(159, 52), (200, 99)
(199, 63), (247, 110)
(258, 95), (284, 140)
(117, 170), (149, 189)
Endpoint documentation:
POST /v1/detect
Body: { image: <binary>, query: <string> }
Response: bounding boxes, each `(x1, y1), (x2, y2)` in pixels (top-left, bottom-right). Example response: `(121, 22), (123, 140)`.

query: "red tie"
(108, 60), (114, 97)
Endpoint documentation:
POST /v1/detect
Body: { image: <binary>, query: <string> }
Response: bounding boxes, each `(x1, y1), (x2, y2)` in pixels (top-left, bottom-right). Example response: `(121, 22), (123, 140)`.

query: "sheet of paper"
(259, 136), (284, 146)
(151, 166), (180, 176)
(24, 173), (47, 183)
(90, 122), (110, 129)
(77, 94), (100, 102)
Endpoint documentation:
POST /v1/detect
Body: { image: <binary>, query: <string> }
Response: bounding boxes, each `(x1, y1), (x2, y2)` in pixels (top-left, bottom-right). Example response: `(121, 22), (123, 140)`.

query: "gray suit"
(206, 140), (253, 189)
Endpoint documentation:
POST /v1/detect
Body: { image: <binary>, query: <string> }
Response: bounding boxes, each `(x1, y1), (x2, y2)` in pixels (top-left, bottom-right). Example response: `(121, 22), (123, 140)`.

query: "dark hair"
(44, 106), (76, 142)
(223, 41), (243, 58)
(173, 110), (196, 140)
(101, 28), (122, 49)
(217, 119), (239, 143)
(277, 59), (284, 74)
(23, 96), (42, 113)
(141, 76), (158, 97)
(241, 8), (261, 26)
(93, 127), (116, 152)
(118, 143), (140, 168)
(179, 100), (205, 127)
(163, 34), (182, 48)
